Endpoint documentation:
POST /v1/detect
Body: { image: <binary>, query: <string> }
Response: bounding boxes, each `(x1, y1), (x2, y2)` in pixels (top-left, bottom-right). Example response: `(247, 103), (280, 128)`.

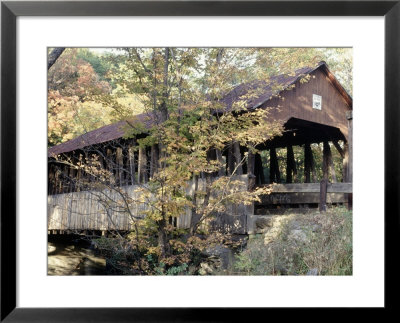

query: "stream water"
(48, 235), (107, 275)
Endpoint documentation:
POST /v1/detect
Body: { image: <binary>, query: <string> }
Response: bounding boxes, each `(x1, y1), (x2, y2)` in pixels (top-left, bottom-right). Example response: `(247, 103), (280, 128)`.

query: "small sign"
(313, 94), (322, 110)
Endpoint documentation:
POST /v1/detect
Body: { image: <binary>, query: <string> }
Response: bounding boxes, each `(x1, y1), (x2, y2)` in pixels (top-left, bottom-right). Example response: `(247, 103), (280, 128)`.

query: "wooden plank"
(265, 182), (352, 193)
(258, 192), (347, 205)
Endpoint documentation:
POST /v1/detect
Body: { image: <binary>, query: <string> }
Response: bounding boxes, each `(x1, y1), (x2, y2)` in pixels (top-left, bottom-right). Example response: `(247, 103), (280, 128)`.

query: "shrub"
(232, 207), (352, 275)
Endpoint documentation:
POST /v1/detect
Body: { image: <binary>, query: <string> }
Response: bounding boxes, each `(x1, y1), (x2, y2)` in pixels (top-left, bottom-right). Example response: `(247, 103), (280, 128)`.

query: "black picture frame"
(1, 1), (399, 321)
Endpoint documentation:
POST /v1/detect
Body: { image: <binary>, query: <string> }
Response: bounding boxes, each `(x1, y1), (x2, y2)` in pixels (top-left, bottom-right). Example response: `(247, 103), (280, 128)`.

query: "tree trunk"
(159, 47), (170, 122)
(190, 175), (200, 235)
(233, 141), (243, 175)
(157, 218), (168, 259)
(48, 47), (65, 70)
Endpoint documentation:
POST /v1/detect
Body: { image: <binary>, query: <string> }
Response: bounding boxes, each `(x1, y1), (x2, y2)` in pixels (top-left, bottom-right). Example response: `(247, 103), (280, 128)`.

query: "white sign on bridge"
(313, 94), (322, 110)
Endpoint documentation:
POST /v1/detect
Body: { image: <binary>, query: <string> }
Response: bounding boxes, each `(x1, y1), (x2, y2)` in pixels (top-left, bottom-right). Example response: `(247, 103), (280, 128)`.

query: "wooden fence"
(257, 181), (352, 211)
(48, 178), (351, 234)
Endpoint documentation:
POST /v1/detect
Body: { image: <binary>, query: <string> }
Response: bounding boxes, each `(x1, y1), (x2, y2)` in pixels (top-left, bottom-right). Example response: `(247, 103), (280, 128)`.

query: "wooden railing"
(260, 181), (352, 211)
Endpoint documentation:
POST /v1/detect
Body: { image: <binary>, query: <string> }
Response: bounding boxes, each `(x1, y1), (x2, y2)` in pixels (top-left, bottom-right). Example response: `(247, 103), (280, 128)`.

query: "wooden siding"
(48, 175), (251, 232)
(265, 69), (351, 141)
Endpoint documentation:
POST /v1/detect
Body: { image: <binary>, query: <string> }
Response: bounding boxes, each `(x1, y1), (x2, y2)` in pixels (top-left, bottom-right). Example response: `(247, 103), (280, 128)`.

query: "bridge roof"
(48, 61), (352, 157)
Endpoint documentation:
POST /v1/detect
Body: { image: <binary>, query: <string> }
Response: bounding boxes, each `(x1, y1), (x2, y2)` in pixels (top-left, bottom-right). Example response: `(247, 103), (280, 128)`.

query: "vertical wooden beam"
(227, 141), (235, 175)
(319, 178), (328, 212)
(150, 144), (159, 179)
(116, 147), (124, 186)
(254, 153), (265, 185)
(138, 146), (148, 183)
(106, 148), (114, 186)
(269, 148), (280, 183)
(346, 111), (353, 183)
(323, 141), (336, 182)
(128, 142), (136, 185)
(328, 147), (337, 183)
(215, 148), (225, 177)
(332, 140), (345, 159)
(233, 141), (243, 175)
(343, 141), (349, 182)
(322, 141), (330, 180)
(286, 145), (297, 183)
(247, 149), (256, 190)
(48, 164), (54, 195)
(61, 164), (68, 193)
(304, 143), (312, 183)
(68, 166), (75, 192)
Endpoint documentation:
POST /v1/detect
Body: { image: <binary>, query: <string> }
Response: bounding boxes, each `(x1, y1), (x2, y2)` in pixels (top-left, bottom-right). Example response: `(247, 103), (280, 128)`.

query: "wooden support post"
(128, 142), (136, 185)
(69, 167), (75, 192)
(304, 143), (312, 183)
(138, 146), (148, 183)
(247, 150), (256, 190)
(62, 164), (69, 193)
(215, 148), (225, 177)
(322, 141), (330, 180)
(332, 140), (345, 159)
(254, 153), (265, 185)
(76, 154), (82, 191)
(345, 110), (353, 210)
(343, 142), (349, 182)
(227, 141), (235, 175)
(150, 144), (159, 179)
(48, 164), (55, 195)
(106, 148), (114, 186)
(116, 147), (124, 186)
(323, 141), (336, 182)
(328, 149), (337, 183)
(286, 145), (297, 183)
(269, 148), (280, 183)
(319, 179), (328, 212)
(233, 141), (243, 175)
(346, 111), (353, 183)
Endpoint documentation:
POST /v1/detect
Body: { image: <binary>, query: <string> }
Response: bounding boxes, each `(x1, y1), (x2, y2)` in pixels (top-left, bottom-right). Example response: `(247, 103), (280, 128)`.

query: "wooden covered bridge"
(48, 61), (352, 235)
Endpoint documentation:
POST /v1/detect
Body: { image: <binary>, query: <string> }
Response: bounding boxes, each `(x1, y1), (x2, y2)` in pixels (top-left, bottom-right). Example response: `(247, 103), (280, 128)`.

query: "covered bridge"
(48, 61), (352, 234)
